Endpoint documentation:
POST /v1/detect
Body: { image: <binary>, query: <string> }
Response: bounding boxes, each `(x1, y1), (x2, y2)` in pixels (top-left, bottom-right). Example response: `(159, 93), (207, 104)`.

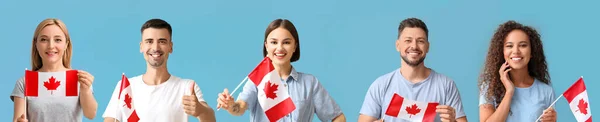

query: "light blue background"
(1, 0), (598, 121)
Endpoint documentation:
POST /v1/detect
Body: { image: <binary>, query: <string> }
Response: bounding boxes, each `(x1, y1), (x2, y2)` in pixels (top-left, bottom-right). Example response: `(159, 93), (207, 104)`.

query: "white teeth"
(408, 52), (419, 54)
(150, 54), (161, 58)
(275, 54), (285, 56)
(511, 58), (522, 60)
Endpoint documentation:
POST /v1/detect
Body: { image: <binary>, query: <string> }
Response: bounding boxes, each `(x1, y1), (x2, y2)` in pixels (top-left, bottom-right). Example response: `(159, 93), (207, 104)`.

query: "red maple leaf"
(264, 81), (278, 99)
(405, 104), (421, 118)
(43, 76), (61, 95)
(577, 99), (589, 115)
(124, 94), (133, 109)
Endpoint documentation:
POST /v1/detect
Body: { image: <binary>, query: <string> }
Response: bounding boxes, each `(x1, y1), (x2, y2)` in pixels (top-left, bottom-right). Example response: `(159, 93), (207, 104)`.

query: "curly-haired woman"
(478, 20), (557, 122)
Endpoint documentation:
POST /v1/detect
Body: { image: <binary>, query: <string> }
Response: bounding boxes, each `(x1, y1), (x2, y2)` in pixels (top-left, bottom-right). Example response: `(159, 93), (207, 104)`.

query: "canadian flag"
(248, 57), (296, 122)
(563, 77), (592, 122)
(385, 93), (438, 122)
(118, 74), (140, 122)
(25, 70), (78, 97)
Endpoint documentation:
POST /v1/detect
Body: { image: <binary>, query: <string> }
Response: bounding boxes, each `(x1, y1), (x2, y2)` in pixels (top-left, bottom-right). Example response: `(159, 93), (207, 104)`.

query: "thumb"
(189, 82), (196, 96)
(224, 88), (229, 96)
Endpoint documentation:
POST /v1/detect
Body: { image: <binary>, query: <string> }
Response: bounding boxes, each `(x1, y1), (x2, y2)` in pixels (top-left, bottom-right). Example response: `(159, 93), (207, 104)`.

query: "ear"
(425, 39), (430, 53)
(395, 39), (401, 52)
(169, 41), (174, 53)
(264, 41), (268, 50)
(139, 41), (143, 53)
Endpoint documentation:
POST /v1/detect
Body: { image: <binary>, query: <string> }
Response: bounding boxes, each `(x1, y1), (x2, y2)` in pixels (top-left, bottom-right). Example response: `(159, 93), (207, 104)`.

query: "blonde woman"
(11, 18), (98, 122)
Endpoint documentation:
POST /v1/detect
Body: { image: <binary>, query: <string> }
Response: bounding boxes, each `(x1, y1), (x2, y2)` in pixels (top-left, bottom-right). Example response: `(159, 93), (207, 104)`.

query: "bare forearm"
(80, 89), (98, 119)
(484, 91), (513, 122)
(228, 100), (247, 116)
(13, 97), (26, 122)
(197, 102), (216, 122)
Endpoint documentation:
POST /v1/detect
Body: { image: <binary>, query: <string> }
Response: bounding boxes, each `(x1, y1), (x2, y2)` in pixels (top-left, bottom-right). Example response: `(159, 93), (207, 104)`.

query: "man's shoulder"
(429, 69), (455, 84)
(167, 75), (196, 85)
(373, 68), (400, 83)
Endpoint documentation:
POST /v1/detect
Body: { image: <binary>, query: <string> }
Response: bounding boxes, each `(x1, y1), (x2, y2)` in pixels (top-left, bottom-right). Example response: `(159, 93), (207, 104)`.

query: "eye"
(40, 38), (47, 42)
(270, 41), (277, 44)
(159, 40), (167, 44)
(405, 40), (412, 43)
(55, 39), (62, 42)
(283, 41), (291, 44)
(519, 43), (528, 47)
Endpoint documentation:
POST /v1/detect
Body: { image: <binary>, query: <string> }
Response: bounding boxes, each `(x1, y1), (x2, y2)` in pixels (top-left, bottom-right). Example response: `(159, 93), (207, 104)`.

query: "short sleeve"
(102, 80), (124, 121)
(311, 77), (343, 121)
(10, 77), (25, 101)
(359, 79), (384, 119)
(445, 79), (466, 118)
(192, 81), (205, 102)
(237, 80), (258, 111)
(479, 84), (494, 106)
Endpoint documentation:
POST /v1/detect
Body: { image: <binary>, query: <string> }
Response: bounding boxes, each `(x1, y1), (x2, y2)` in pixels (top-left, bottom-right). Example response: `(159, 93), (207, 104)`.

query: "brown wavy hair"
(478, 20), (550, 108)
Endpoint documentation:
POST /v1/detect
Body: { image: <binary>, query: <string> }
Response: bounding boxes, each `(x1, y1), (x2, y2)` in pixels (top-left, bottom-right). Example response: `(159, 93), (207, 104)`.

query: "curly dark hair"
(478, 20), (550, 108)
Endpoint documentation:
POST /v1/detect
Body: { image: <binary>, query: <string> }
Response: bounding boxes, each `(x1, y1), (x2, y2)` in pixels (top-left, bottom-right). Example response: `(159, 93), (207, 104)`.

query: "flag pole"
(534, 94), (563, 122)
(114, 72), (124, 122)
(217, 76), (248, 111)
(24, 68), (28, 119)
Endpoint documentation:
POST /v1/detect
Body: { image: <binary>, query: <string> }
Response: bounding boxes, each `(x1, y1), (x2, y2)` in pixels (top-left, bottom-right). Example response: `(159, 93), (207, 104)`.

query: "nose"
(47, 39), (55, 49)
(409, 39), (418, 50)
(276, 43), (284, 51)
(512, 46), (521, 55)
(151, 41), (160, 50)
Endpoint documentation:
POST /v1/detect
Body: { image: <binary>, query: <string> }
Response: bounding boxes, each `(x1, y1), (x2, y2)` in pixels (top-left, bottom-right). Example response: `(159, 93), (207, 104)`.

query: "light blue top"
(360, 68), (466, 122)
(479, 79), (556, 122)
(238, 67), (343, 122)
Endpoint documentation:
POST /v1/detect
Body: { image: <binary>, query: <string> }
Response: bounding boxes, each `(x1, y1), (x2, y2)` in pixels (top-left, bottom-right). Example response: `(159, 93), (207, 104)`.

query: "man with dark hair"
(102, 18), (216, 122)
(358, 18), (467, 122)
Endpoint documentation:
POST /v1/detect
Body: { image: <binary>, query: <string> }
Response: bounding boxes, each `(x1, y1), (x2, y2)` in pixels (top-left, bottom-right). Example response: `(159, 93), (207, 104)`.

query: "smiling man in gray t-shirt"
(358, 18), (467, 122)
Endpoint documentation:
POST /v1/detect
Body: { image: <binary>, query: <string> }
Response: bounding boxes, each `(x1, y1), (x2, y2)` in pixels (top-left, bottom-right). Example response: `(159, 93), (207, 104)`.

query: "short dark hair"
(398, 18), (429, 39)
(263, 19), (300, 62)
(141, 18), (172, 37)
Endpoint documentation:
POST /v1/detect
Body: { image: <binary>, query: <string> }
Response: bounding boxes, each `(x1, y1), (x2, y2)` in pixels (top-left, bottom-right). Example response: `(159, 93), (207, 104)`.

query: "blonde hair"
(30, 18), (72, 71)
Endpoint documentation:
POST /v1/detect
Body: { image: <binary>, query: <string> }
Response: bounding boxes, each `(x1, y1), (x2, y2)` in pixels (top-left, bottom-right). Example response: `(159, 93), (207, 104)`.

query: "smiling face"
(503, 29), (531, 70)
(35, 25), (68, 67)
(396, 27), (429, 67)
(264, 27), (297, 66)
(140, 28), (172, 68)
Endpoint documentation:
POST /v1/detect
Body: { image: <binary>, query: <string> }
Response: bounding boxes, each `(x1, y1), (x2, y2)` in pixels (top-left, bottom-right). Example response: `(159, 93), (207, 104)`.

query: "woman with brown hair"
(216, 19), (346, 122)
(478, 20), (557, 122)
(11, 18), (98, 122)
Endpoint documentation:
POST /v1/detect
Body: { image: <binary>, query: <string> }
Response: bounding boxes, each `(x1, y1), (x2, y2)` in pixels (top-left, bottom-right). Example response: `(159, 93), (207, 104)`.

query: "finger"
(436, 105), (450, 109)
(503, 68), (512, 76)
(499, 62), (508, 72)
(224, 88), (229, 96)
(190, 82), (196, 96)
(439, 113), (450, 119)
(436, 108), (451, 114)
(440, 118), (450, 122)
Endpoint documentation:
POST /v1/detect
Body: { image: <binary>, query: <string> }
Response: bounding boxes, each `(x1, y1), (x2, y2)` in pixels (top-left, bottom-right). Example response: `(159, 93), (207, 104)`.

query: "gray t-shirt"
(10, 77), (88, 122)
(360, 68), (466, 122)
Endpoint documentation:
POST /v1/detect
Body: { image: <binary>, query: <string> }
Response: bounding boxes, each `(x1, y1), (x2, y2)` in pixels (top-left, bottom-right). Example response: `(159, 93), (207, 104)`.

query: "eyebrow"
(158, 38), (168, 41)
(269, 38), (292, 41)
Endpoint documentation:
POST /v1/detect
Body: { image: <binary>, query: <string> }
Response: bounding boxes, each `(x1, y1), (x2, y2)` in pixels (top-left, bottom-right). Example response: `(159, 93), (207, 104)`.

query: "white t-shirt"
(102, 75), (205, 122)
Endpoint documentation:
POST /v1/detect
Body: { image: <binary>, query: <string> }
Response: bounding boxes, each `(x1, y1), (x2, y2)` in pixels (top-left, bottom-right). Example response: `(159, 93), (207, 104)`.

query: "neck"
(143, 65), (171, 85)
(399, 62), (430, 83)
(273, 63), (292, 80)
(509, 68), (534, 88)
(38, 62), (67, 72)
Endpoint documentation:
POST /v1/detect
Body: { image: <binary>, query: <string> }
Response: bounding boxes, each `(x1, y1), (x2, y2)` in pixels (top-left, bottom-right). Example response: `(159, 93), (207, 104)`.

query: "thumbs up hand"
(182, 82), (202, 117)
